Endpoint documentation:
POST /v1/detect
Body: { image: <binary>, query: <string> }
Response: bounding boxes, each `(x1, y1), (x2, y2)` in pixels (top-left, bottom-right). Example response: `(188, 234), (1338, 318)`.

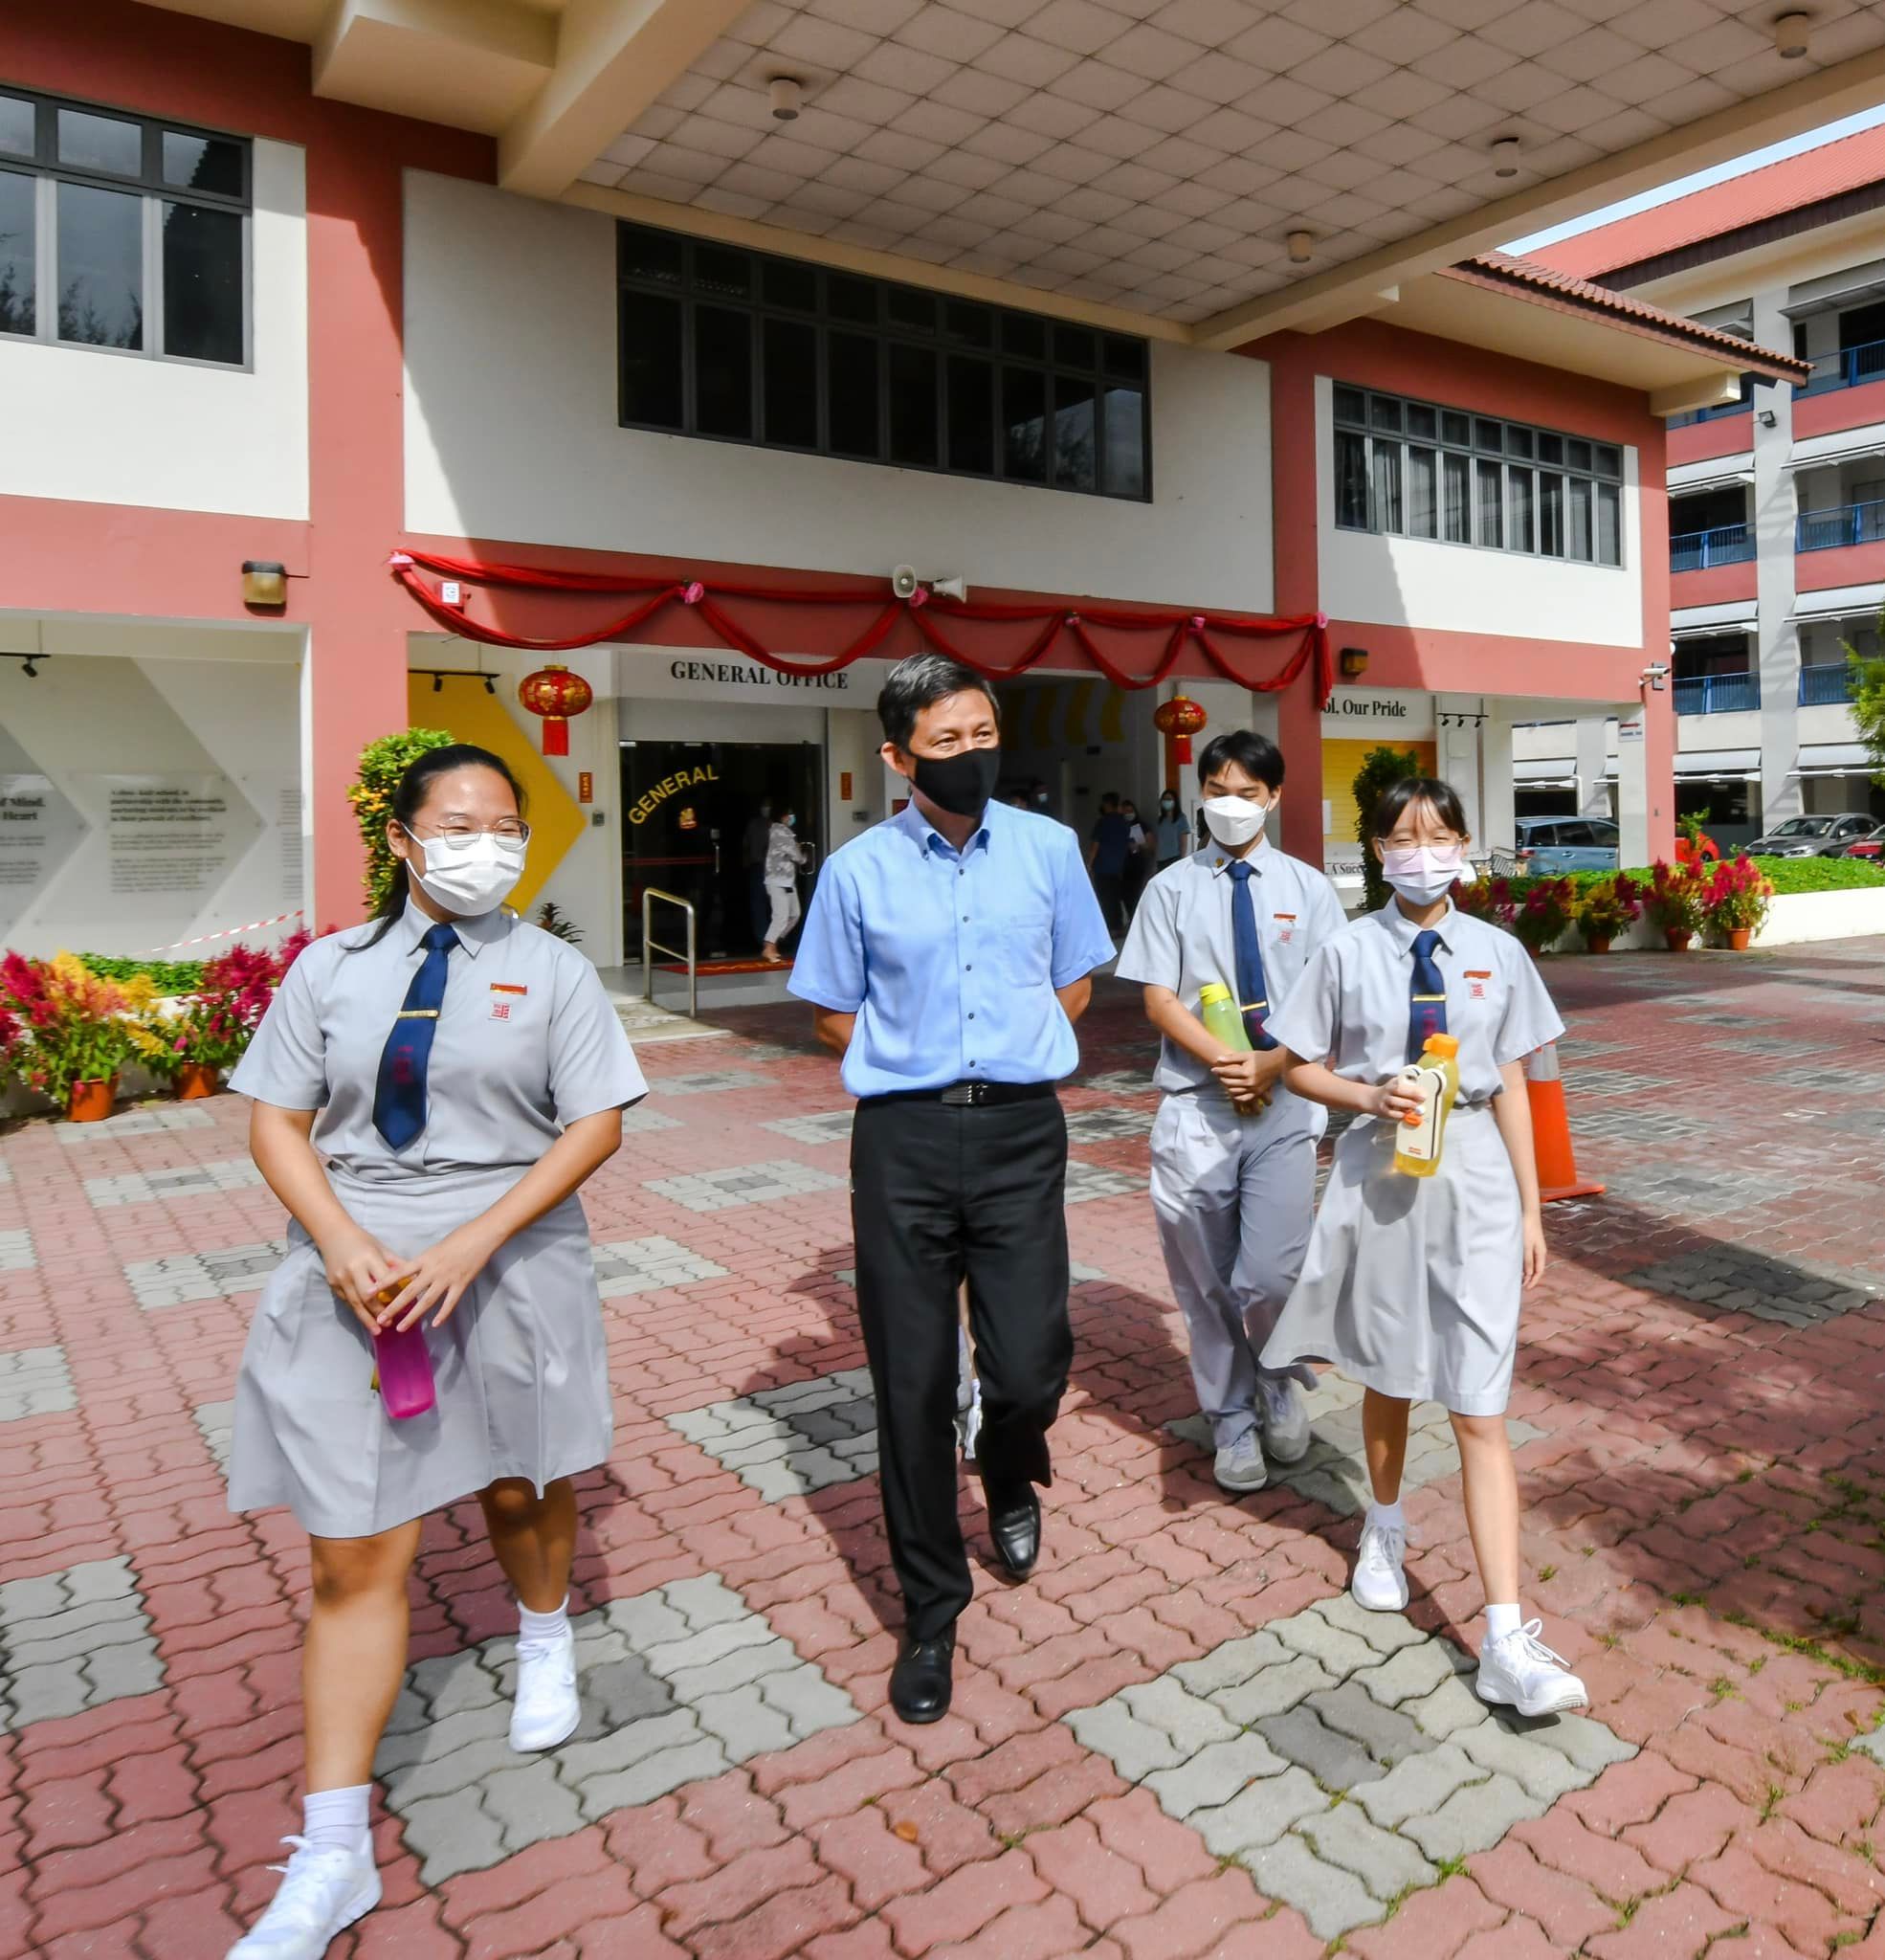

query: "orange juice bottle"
(1391, 1034), (1460, 1178)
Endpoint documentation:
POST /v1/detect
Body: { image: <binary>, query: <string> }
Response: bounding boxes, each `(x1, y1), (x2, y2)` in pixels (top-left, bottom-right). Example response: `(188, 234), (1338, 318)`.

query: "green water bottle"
(1198, 981), (1252, 1055)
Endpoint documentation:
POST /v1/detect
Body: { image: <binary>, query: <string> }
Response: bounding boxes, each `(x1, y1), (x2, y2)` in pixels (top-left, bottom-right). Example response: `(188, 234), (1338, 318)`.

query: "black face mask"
(912, 745), (1002, 818)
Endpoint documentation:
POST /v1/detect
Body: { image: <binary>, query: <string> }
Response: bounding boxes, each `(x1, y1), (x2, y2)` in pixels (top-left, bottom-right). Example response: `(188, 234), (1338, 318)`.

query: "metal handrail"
(641, 887), (698, 1020)
(1673, 671), (1761, 715)
(1799, 335), (1885, 395)
(1670, 523), (1755, 571)
(1795, 495), (1885, 552)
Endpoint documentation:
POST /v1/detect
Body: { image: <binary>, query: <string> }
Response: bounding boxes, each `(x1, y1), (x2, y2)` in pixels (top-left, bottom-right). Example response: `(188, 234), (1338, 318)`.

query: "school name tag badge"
(1465, 969), (1491, 1000)
(1274, 911), (1297, 946)
(490, 982), (527, 1022)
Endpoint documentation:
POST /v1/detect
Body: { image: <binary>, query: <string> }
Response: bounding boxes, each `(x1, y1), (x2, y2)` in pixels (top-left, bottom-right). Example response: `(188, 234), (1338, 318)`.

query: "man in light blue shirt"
(790, 653), (1114, 1726)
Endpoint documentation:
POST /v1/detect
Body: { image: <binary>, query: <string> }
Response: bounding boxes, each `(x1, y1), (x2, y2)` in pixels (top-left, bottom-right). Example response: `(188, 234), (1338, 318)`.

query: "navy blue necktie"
(373, 923), (459, 1149)
(1226, 860), (1276, 1051)
(1408, 927), (1449, 1063)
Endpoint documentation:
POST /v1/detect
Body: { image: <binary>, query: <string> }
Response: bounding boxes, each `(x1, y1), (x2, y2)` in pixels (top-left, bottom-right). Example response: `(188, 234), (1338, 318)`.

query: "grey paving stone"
(193, 1399), (234, 1474)
(1270, 1609), (1381, 1682)
(1172, 1629), (1292, 1699)
(0, 1557), (162, 1734)
(694, 1682), (797, 1761)
(1188, 1765), (1328, 1855)
(639, 1615), (780, 1685)
(1361, 1639), (1477, 1710)
(648, 1070), (773, 1096)
(1856, 1727), (1885, 1772)
(3, 1658), (89, 1727)
(619, 1104), (682, 1134)
(644, 1158), (845, 1213)
(1120, 1676), (1240, 1755)
(398, 1787), (510, 1883)
(591, 1235), (730, 1299)
(1296, 1800), (1439, 1901)
(0, 1231), (33, 1273)
(1065, 1698), (1192, 1783)
(481, 1759), (587, 1854)
(1313, 1591), (1430, 1656)
(664, 1368), (882, 1502)
(1403, 1672), (1496, 1741)
(1244, 1831), (1387, 1939)
(1455, 1718), (1589, 1803)
(553, 1706), (703, 1792)
(1512, 1709), (1638, 1775)
(1063, 1107), (1156, 1143)
(760, 1659), (858, 1740)
(1210, 1654), (1338, 1726)
(661, 1631), (802, 1702)
(1305, 1679), (1437, 1770)
(1349, 1743), (1486, 1832)
(54, 1102), (215, 1142)
(85, 1159), (262, 1209)
(1143, 1732), (1287, 1814)
(0, 1345), (75, 1423)
(1255, 1704), (1389, 1793)
(1403, 1770), (1548, 1862)
(123, 1238), (286, 1309)
(760, 1109), (854, 1146)
(579, 1736), (734, 1817)
(1062, 1161), (1147, 1204)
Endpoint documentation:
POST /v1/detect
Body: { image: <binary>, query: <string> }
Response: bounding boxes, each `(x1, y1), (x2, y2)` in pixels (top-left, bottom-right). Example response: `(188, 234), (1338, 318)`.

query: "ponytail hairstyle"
(354, 743), (527, 949)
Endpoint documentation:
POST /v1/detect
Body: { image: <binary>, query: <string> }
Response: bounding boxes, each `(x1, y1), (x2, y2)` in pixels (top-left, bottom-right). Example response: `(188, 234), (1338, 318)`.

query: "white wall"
(403, 171), (1273, 613)
(0, 141), (308, 520)
(1314, 379), (1644, 648)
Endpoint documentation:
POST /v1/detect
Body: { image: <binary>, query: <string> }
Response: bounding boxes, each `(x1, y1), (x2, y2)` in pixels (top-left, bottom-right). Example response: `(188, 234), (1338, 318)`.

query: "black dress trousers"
(851, 1094), (1073, 1640)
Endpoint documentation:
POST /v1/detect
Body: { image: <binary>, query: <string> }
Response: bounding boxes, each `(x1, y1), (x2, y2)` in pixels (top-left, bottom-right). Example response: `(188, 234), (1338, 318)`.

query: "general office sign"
(611, 648), (896, 708)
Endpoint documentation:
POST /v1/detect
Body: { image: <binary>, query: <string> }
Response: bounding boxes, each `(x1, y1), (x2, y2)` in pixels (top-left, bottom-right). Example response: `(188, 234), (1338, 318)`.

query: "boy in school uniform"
(1117, 729), (1348, 1494)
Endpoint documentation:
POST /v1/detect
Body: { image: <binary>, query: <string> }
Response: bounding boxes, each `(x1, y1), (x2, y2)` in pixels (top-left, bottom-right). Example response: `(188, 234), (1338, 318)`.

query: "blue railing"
(1799, 662), (1856, 704)
(1796, 497), (1885, 551)
(1798, 335), (1885, 395)
(1671, 523), (1755, 571)
(1673, 672), (1761, 714)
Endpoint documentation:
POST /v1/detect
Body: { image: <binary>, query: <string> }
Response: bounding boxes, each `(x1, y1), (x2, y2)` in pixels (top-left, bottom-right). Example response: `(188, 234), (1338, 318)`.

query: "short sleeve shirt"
(230, 902), (648, 1180)
(1090, 813), (1131, 876)
(1153, 815), (1189, 862)
(1117, 842), (1349, 1096)
(1263, 899), (1565, 1105)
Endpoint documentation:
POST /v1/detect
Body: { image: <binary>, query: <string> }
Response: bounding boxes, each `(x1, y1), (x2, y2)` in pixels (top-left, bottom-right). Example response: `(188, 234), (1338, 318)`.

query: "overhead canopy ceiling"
(141, 0), (1885, 346)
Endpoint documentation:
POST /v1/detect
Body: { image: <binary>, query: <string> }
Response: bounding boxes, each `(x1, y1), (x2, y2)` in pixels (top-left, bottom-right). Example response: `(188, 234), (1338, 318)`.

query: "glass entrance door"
(621, 738), (823, 959)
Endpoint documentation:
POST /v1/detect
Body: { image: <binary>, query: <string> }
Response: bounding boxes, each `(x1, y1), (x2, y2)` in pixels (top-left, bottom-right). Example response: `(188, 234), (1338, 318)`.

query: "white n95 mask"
(1201, 794), (1273, 850)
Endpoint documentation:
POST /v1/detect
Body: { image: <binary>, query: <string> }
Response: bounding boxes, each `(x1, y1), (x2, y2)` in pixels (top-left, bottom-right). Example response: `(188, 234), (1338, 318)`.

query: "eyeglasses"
(410, 820), (531, 843)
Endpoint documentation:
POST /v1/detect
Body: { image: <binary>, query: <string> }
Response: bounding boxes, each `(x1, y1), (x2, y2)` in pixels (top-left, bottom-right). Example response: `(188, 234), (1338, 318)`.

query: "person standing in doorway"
(1120, 799), (1151, 922)
(1118, 731), (1345, 1495)
(1086, 791), (1131, 934)
(743, 797), (773, 950)
(222, 744), (646, 1957)
(789, 653), (1114, 1725)
(760, 800), (808, 965)
(1153, 789), (1191, 871)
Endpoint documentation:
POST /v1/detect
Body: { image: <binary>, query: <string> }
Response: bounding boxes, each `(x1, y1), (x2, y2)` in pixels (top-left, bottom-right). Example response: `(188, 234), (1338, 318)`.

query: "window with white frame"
(0, 87), (249, 367)
(1333, 386), (1626, 568)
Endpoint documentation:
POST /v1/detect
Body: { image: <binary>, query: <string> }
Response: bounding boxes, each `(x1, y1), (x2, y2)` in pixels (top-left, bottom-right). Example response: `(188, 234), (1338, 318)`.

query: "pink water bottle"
(372, 1316), (436, 1420)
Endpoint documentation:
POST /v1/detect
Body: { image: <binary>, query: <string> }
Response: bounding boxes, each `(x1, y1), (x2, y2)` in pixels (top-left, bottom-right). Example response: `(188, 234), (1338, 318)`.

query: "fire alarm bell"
(441, 581), (462, 605)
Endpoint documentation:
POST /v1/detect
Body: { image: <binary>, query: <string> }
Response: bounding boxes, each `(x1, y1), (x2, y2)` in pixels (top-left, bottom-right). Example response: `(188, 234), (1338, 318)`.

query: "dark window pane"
(162, 201), (241, 362)
(1334, 384), (1366, 426)
(828, 330), (879, 457)
(1102, 333), (1144, 379)
(828, 273), (876, 323)
(694, 304), (752, 438)
(1539, 472), (1564, 555)
(0, 170), (33, 335)
(887, 284), (934, 332)
(1475, 417), (1503, 452)
(58, 108), (141, 176)
(946, 355), (995, 475)
(1053, 371), (1097, 491)
(619, 224), (683, 286)
(694, 243), (751, 301)
(1370, 394), (1402, 432)
(1505, 424), (1534, 458)
(889, 341), (939, 466)
(1054, 322), (1096, 368)
(1407, 402), (1437, 440)
(1567, 437), (1592, 472)
(1475, 457), (1502, 546)
(942, 300), (992, 347)
(162, 131), (243, 196)
(1408, 445), (1437, 538)
(1506, 464), (1535, 551)
(1538, 432), (1563, 465)
(1593, 442), (1622, 479)
(1442, 410), (1470, 445)
(1597, 480), (1622, 565)
(1371, 440), (1403, 531)
(1003, 366), (1046, 482)
(56, 182), (142, 348)
(763, 316), (818, 448)
(1100, 383), (1144, 497)
(1568, 477), (1593, 560)
(619, 289), (683, 427)
(762, 256), (817, 311)
(1335, 431), (1368, 528)
(1002, 310), (1045, 360)
(1442, 452), (1470, 542)
(0, 96), (32, 158)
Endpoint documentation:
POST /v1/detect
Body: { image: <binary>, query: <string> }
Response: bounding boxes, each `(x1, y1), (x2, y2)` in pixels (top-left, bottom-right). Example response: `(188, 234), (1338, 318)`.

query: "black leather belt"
(861, 1080), (1056, 1108)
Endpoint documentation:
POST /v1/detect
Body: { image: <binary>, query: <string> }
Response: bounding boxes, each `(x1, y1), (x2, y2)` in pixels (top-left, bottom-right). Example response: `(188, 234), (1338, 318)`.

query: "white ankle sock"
(1486, 1601), (1522, 1642)
(1365, 1499), (1405, 1532)
(302, 1785), (370, 1857)
(518, 1597), (570, 1651)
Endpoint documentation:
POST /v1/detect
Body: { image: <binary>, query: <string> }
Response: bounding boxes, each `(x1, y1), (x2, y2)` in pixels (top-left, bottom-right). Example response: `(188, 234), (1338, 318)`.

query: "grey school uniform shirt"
(226, 903), (647, 1536)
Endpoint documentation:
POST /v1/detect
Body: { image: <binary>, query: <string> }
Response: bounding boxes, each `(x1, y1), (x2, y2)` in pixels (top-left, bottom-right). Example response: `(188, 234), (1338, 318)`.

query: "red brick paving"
(2, 943), (1885, 1955)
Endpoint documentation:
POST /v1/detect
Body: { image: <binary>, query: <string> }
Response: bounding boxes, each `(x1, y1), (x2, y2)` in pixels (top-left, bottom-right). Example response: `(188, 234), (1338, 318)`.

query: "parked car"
(1745, 813), (1875, 858)
(1514, 815), (1620, 874)
(1674, 830), (1721, 866)
(1839, 823), (1885, 858)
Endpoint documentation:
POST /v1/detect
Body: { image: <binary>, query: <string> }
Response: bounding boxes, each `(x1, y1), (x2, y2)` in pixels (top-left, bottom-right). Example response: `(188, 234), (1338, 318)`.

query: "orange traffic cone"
(1524, 1041), (1606, 1204)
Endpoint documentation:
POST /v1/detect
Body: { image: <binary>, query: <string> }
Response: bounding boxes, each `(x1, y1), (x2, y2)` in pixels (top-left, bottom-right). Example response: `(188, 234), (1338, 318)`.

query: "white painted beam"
(312, 0), (555, 135)
(1650, 370), (1748, 419)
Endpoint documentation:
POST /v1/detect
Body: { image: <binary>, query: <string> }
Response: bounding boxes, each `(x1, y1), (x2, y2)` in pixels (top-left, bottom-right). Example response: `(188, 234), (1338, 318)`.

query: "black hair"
(876, 652), (1000, 752)
(1100, 791), (1120, 811)
(356, 743), (526, 948)
(1370, 775), (1469, 840)
(1195, 728), (1284, 791)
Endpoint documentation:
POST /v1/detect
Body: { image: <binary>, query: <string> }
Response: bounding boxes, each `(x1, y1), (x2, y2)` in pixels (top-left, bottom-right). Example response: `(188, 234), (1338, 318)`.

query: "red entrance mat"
(656, 957), (794, 975)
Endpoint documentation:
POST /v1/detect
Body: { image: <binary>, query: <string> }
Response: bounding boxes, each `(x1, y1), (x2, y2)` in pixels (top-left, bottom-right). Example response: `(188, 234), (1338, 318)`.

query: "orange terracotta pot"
(1727, 927), (1752, 951)
(67, 1078), (117, 1124)
(1585, 936), (1611, 957)
(1663, 929), (1693, 952)
(175, 1062), (220, 1100)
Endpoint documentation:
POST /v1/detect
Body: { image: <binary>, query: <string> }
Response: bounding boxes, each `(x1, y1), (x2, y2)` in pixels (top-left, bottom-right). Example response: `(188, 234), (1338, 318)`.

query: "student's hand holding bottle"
(1365, 1076), (1428, 1125)
(320, 1226), (411, 1335)
(1211, 1047), (1286, 1111)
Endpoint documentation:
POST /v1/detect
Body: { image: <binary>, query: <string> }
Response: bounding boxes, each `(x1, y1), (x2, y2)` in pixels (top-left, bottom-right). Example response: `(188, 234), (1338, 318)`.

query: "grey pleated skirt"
(1258, 1104), (1521, 1417)
(228, 1164), (613, 1538)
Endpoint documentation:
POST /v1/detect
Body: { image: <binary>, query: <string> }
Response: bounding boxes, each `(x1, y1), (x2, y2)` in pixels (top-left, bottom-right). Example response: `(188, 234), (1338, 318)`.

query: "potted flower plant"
(0, 952), (139, 1120)
(1645, 860), (1706, 952)
(1511, 876), (1577, 956)
(159, 935), (311, 1097)
(1576, 873), (1642, 955)
(1702, 853), (1774, 951)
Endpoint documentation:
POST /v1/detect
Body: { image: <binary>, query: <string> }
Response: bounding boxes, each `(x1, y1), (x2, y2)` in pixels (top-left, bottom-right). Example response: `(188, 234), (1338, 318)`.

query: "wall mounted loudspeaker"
(892, 565), (920, 599)
(930, 575), (967, 602)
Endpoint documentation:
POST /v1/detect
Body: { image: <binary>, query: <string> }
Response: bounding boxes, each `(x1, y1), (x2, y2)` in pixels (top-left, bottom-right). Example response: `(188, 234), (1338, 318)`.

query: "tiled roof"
(1528, 124), (1885, 281)
(1443, 253), (1808, 383)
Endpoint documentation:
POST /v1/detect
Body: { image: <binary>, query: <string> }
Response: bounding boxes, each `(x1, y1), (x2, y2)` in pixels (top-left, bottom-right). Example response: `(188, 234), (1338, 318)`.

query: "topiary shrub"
(1350, 744), (1424, 912)
(347, 728), (456, 913)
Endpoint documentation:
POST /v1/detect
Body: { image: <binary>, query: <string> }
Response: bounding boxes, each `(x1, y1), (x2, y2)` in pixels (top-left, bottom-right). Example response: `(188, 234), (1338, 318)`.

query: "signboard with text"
(612, 649), (898, 708)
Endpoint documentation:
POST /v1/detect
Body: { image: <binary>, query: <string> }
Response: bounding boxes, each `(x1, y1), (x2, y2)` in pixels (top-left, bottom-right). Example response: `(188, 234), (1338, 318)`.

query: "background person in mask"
(1153, 788), (1190, 870)
(788, 653), (1114, 1726)
(221, 744), (646, 1957)
(1117, 730), (1345, 1497)
(1257, 777), (1586, 1723)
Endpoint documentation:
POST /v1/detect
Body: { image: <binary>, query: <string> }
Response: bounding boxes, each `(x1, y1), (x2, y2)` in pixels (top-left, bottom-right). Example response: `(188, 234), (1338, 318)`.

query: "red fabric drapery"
(388, 549), (1332, 703)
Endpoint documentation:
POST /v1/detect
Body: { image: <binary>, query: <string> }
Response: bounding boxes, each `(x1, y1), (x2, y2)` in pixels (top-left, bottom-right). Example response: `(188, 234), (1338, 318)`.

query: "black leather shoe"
(986, 1484), (1042, 1582)
(889, 1629), (955, 1725)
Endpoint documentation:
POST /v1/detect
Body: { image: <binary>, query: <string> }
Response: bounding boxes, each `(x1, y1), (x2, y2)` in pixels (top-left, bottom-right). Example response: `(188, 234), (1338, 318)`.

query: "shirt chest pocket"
(992, 904), (1054, 988)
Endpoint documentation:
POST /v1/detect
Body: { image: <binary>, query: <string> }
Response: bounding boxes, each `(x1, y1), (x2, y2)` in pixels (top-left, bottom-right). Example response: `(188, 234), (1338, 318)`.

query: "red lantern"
(517, 663), (593, 756)
(1153, 693), (1208, 765)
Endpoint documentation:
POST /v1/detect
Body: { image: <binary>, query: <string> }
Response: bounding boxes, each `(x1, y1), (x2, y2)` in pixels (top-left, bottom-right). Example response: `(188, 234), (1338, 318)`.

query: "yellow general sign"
(630, 765), (719, 825)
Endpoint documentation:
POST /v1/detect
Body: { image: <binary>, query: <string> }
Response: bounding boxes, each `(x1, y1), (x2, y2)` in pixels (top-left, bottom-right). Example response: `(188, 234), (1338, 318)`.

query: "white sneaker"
(1350, 1517), (1410, 1613)
(229, 1838), (380, 1957)
(1256, 1375), (1311, 1464)
(1475, 1620), (1589, 1717)
(509, 1628), (581, 1751)
(1212, 1430), (1268, 1494)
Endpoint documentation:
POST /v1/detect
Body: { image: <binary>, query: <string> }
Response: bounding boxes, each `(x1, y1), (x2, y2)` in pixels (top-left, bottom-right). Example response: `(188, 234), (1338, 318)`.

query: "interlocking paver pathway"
(4, 939), (1885, 1956)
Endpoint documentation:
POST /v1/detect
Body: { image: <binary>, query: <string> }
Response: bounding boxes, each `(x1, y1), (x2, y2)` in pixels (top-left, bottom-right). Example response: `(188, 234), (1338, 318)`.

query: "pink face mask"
(1381, 844), (1471, 903)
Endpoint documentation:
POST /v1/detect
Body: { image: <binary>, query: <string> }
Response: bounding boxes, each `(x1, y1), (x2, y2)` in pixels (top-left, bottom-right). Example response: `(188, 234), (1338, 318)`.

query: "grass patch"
(1538, 1565), (1557, 1584)
(1761, 1785), (1785, 1821)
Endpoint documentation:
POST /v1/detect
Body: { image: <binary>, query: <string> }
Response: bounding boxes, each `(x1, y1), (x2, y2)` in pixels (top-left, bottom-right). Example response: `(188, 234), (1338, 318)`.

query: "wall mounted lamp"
(1758, 408), (1778, 427)
(2, 653), (42, 678)
(412, 667), (498, 695)
(768, 76), (803, 121)
(241, 560), (288, 609)
(1339, 646), (1369, 678)
(1490, 136), (1522, 178)
(1773, 11), (1811, 58)
(1286, 230), (1314, 264)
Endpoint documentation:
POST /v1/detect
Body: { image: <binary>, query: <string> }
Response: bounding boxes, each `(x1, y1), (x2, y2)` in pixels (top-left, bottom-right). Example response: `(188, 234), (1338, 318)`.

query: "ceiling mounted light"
(1773, 11), (1811, 57)
(768, 75), (803, 122)
(1286, 230), (1314, 264)
(1491, 136), (1522, 179)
